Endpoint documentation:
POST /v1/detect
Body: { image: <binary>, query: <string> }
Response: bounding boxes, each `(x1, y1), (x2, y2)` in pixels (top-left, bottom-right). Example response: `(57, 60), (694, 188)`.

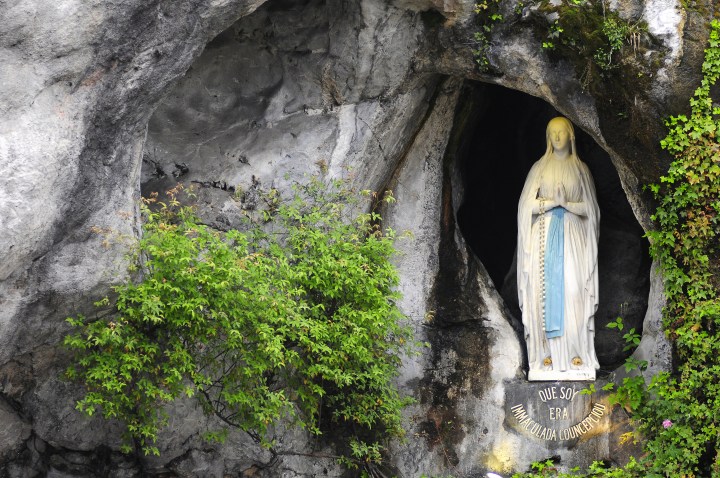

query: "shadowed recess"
(454, 82), (651, 369)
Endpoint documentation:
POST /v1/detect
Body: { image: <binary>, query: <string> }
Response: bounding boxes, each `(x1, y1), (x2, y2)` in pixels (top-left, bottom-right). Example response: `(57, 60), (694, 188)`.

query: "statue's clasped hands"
(554, 182), (567, 209)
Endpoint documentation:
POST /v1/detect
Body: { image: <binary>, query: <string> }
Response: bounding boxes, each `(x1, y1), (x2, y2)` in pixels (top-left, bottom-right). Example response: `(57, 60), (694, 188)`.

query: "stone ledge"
(528, 369), (596, 381)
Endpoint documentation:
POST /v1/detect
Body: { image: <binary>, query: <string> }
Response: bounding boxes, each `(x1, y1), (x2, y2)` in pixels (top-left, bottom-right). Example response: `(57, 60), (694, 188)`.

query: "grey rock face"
(1, 0), (271, 474)
(142, 0), (437, 217)
(0, 0), (273, 350)
(0, 397), (31, 461)
(0, 0), (704, 475)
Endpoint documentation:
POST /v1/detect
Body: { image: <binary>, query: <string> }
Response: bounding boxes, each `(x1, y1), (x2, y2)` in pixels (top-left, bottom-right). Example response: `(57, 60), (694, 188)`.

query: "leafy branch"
(64, 176), (415, 473)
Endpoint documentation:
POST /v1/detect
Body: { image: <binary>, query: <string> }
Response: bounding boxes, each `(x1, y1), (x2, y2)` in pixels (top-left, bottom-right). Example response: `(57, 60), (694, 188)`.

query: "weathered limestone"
(1, 0), (273, 473)
(0, 0), (706, 474)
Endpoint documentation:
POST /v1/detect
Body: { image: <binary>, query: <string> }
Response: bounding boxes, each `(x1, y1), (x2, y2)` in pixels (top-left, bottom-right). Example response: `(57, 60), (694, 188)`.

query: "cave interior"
(453, 81), (651, 370)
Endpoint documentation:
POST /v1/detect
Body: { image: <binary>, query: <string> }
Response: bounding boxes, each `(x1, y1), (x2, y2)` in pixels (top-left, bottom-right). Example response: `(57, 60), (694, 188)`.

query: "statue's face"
(548, 122), (571, 152)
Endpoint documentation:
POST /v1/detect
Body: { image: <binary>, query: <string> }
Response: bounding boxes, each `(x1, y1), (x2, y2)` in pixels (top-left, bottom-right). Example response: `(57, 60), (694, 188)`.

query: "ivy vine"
(639, 17), (720, 477)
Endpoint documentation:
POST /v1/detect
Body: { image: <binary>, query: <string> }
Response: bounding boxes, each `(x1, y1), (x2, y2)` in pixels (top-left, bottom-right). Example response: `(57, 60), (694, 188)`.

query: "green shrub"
(64, 178), (414, 471)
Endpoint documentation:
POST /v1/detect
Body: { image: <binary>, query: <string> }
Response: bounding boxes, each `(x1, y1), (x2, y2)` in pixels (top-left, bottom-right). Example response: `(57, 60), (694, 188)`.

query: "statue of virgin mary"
(517, 117), (600, 381)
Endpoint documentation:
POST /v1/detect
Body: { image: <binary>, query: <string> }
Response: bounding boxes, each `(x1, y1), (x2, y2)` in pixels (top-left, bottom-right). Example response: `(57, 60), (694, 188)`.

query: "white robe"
(517, 155), (600, 373)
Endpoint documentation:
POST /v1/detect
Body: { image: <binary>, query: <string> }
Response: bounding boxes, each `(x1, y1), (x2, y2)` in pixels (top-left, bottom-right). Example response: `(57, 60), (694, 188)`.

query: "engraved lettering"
(522, 417), (533, 429)
(538, 386), (559, 402)
(560, 386), (574, 400)
(511, 397), (607, 441)
(581, 419), (591, 432)
(549, 407), (569, 420)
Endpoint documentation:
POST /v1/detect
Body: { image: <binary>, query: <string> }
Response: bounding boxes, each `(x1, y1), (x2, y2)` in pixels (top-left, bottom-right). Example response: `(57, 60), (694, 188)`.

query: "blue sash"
(544, 207), (565, 338)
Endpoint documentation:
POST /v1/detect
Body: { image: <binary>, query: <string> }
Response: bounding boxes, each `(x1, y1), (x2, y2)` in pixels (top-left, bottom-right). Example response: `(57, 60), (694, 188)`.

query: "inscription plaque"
(505, 382), (608, 442)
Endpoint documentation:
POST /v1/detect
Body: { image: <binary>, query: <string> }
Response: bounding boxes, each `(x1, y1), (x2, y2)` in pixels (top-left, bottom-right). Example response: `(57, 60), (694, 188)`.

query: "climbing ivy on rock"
(64, 178), (414, 473)
(640, 17), (720, 477)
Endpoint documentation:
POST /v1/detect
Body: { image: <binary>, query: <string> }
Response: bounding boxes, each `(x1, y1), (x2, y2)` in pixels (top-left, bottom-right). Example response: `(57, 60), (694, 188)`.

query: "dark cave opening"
(453, 81), (652, 369)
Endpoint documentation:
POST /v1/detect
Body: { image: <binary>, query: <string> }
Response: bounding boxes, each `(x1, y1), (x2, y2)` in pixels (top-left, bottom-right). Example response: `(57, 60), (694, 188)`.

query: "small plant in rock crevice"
(64, 177), (415, 475)
(471, 0), (655, 95)
(471, 0), (504, 71)
(529, 0), (653, 92)
(601, 318), (647, 414)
